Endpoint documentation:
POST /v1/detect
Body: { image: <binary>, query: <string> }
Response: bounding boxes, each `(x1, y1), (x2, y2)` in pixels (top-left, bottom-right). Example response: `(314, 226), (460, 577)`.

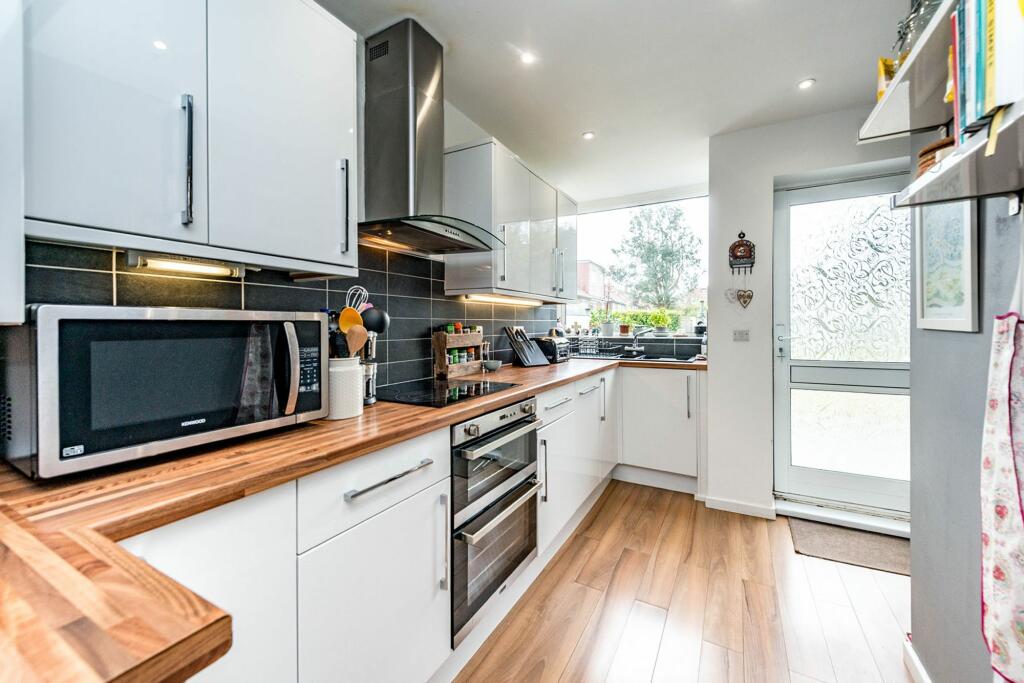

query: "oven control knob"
(522, 403), (536, 415)
(464, 424), (480, 437)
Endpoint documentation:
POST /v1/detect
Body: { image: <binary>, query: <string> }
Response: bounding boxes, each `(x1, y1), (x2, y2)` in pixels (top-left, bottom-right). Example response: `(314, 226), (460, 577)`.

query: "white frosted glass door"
(773, 176), (911, 514)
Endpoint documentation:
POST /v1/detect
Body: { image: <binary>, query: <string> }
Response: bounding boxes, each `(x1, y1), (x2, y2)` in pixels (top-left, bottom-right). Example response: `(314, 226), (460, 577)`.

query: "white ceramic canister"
(328, 357), (364, 420)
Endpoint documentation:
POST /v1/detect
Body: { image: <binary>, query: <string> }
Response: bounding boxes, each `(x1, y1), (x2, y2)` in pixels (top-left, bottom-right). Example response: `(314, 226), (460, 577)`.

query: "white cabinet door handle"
(338, 158), (350, 253)
(686, 375), (692, 419)
(600, 377), (606, 421)
(440, 493), (450, 591)
(540, 438), (549, 502)
(180, 94), (194, 225)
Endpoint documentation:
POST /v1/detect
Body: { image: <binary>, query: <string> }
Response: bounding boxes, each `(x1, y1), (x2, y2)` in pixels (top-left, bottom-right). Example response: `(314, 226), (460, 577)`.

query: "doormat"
(788, 517), (910, 575)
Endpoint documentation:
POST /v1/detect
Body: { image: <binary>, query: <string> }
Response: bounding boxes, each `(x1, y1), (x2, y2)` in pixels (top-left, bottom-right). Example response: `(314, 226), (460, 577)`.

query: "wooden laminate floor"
(456, 481), (912, 683)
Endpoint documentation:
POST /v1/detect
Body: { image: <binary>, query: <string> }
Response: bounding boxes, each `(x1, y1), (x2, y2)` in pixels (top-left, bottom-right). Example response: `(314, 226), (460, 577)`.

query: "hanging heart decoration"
(737, 289), (754, 308)
(724, 288), (738, 303)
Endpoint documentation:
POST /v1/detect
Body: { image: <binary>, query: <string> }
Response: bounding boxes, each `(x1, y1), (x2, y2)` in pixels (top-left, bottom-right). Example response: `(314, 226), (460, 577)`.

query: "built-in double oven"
(449, 397), (542, 647)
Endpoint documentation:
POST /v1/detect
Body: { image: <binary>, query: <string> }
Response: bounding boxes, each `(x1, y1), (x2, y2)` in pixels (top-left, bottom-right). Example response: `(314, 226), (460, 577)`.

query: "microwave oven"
(1, 305), (328, 478)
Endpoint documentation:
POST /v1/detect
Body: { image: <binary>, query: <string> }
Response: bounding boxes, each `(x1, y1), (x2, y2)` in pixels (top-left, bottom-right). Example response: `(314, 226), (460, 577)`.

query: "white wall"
(444, 101), (489, 149)
(705, 107), (909, 516)
(0, 0), (24, 324)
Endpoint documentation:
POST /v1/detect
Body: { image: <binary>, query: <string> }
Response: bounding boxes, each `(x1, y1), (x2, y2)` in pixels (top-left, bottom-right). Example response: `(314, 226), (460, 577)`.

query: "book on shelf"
(983, 0), (1024, 116)
(950, 0), (1021, 140)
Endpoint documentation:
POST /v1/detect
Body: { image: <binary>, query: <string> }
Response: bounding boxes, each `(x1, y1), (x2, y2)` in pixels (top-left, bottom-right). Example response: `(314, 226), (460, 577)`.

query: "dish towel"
(982, 229), (1024, 682)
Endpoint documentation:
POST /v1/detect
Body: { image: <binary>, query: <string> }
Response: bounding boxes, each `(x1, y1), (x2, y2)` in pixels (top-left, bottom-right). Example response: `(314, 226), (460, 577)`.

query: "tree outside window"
(568, 197), (708, 335)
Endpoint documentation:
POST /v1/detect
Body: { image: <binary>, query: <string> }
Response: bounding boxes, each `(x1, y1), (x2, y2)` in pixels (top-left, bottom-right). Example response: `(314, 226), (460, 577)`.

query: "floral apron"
(982, 235), (1024, 682)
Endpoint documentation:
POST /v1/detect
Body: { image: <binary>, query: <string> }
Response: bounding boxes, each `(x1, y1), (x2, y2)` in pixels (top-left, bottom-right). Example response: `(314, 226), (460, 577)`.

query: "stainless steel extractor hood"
(360, 19), (502, 254)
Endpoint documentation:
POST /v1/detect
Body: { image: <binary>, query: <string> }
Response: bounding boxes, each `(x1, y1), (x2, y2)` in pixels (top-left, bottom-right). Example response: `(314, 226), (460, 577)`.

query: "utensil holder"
(328, 357), (363, 420)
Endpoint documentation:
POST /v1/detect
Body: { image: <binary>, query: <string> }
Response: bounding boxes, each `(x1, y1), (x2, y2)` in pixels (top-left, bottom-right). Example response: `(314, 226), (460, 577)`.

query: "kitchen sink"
(618, 355), (702, 363)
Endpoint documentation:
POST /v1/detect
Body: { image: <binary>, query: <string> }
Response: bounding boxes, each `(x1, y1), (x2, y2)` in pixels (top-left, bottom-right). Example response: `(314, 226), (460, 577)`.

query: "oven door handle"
(456, 420), (543, 461)
(458, 479), (542, 546)
(283, 322), (300, 415)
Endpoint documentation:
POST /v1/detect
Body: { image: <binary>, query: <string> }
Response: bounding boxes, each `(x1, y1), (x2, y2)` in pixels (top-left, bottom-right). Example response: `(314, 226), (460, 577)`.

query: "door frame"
(772, 175), (912, 515)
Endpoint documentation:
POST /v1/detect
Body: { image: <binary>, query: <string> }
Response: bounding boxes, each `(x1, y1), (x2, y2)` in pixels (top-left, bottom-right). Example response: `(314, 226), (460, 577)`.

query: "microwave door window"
(57, 320), (287, 458)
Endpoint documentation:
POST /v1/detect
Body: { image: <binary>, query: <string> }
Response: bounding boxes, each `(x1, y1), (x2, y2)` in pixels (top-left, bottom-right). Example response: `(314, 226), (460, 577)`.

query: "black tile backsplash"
(23, 240), (564, 388)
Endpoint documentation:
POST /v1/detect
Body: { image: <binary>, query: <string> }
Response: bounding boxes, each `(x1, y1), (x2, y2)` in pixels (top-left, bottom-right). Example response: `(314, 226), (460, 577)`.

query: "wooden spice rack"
(432, 331), (483, 379)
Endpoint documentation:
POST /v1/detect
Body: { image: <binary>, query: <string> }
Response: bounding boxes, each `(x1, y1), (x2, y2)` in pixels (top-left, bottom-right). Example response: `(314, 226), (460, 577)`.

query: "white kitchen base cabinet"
(297, 478), (451, 683)
(620, 368), (699, 476)
(598, 369), (620, 477)
(537, 411), (580, 555)
(119, 482), (298, 683)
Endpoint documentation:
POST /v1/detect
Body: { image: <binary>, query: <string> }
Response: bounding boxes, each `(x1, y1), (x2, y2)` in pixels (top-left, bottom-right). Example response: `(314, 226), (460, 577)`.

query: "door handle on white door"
(776, 335), (800, 359)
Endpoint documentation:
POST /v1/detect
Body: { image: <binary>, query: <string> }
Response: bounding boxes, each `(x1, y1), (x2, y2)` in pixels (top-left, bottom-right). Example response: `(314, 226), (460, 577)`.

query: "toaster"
(536, 336), (570, 363)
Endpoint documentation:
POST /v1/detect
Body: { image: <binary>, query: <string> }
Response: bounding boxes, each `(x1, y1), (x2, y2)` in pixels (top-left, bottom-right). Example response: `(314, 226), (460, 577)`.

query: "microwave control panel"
(299, 346), (320, 393)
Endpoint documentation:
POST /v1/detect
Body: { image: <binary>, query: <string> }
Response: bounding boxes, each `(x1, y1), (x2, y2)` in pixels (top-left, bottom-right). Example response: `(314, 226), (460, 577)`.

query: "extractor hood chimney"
(359, 19), (502, 254)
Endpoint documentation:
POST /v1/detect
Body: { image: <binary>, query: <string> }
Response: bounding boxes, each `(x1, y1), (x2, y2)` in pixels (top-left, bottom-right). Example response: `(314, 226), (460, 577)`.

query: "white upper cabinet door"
(298, 478), (451, 683)
(621, 368), (698, 476)
(495, 148), (531, 293)
(556, 192), (578, 301)
(528, 172), (557, 297)
(208, 0), (357, 266)
(24, 0), (208, 242)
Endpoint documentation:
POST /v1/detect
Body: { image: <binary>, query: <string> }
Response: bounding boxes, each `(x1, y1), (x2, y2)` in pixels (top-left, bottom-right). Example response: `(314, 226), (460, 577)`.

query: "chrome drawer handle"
(458, 480), (542, 546)
(457, 420), (542, 460)
(343, 458), (434, 501)
(578, 384), (599, 396)
(543, 397), (572, 411)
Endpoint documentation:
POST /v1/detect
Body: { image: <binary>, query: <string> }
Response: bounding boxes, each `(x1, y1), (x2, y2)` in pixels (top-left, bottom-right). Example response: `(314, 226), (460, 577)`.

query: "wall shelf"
(859, 0), (956, 142)
(893, 101), (1024, 207)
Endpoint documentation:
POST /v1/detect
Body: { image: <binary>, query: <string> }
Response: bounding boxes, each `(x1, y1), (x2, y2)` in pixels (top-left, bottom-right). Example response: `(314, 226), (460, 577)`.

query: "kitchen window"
(567, 196), (709, 334)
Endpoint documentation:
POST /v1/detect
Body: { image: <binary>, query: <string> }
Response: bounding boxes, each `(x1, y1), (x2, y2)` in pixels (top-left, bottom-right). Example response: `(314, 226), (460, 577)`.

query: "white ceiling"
(321, 0), (905, 204)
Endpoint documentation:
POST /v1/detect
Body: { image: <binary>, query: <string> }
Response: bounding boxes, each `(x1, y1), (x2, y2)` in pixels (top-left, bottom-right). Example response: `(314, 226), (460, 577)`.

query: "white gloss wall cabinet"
(444, 140), (532, 295)
(1, 0), (23, 324)
(555, 192), (578, 301)
(620, 368), (699, 477)
(207, 0), (357, 267)
(119, 483), (298, 683)
(22, 0), (359, 277)
(24, 0), (209, 243)
(528, 172), (558, 297)
(443, 138), (576, 303)
(297, 478), (451, 683)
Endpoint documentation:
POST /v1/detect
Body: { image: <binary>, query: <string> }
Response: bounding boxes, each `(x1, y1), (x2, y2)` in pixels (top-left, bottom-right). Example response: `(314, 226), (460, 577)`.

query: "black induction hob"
(375, 378), (519, 408)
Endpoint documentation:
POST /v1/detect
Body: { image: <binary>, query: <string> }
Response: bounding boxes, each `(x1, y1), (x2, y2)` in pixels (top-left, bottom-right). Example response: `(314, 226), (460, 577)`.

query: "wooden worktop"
(0, 358), (704, 681)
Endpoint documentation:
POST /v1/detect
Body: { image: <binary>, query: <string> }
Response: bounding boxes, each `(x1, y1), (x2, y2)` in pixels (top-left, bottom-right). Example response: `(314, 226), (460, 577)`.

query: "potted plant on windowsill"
(650, 309), (670, 337)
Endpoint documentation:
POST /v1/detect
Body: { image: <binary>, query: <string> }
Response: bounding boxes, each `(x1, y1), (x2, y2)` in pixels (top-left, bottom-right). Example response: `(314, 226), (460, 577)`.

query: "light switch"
(733, 329), (750, 342)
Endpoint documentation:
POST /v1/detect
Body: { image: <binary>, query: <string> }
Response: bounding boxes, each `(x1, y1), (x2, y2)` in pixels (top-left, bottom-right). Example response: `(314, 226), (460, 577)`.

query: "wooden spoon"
(346, 324), (368, 358)
(338, 306), (363, 333)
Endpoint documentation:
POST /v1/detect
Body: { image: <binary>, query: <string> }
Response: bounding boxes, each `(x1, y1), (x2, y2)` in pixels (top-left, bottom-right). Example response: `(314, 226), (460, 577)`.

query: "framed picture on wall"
(914, 199), (978, 332)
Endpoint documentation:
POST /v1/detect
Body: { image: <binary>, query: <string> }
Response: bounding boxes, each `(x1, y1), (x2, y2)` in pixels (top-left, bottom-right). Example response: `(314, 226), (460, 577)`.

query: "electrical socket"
(733, 329), (750, 342)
